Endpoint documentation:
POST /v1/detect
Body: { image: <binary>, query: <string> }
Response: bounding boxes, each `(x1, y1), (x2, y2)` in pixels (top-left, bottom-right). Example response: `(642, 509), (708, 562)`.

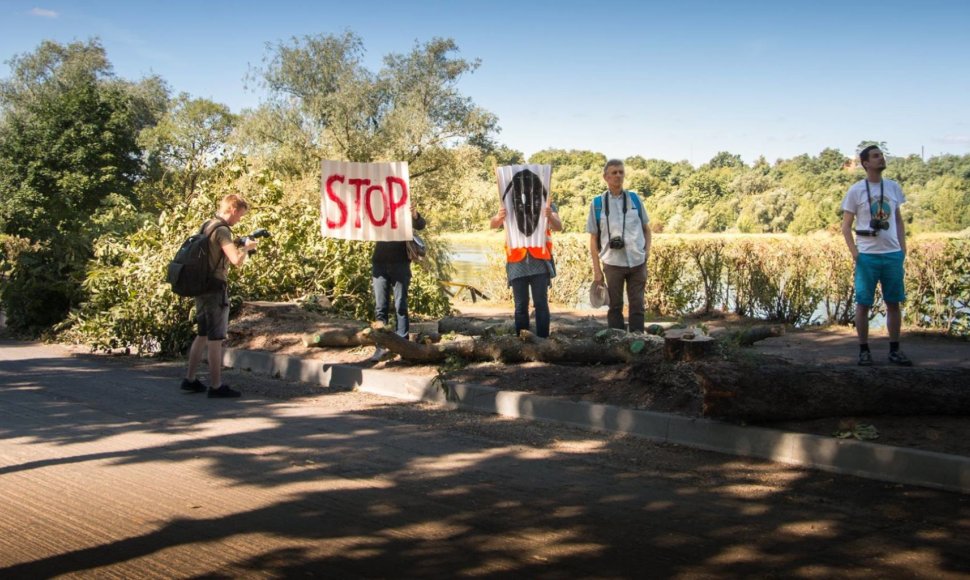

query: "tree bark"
(724, 324), (785, 347)
(437, 316), (607, 339)
(303, 324), (372, 347)
(371, 325), (664, 364)
(694, 358), (970, 421)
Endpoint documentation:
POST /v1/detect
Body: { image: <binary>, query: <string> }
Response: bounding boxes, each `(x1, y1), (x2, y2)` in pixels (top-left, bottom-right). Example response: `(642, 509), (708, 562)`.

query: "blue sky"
(2, 0), (968, 165)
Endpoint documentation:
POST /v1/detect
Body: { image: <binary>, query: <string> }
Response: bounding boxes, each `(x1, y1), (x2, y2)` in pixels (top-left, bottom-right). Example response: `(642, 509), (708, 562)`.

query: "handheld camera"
(869, 218), (890, 231)
(234, 228), (271, 255)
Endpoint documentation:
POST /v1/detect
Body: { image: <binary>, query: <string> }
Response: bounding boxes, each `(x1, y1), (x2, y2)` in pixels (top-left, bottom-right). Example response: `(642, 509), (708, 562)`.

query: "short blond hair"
(219, 194), (249, 213)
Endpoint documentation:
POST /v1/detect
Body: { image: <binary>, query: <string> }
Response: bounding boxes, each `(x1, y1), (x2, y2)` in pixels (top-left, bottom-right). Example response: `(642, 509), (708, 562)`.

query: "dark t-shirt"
(372, 213), (426, 264)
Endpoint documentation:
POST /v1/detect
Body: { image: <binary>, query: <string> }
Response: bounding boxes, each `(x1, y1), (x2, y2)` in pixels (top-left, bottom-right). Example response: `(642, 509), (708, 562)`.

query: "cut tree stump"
(694, 357), (970, 421)
(663, 328), (717, 361)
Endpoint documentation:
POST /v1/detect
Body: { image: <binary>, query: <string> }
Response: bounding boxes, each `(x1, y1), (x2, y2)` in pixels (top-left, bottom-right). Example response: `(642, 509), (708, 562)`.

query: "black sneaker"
(858, 351), (873, 366)
(180, 378), (207, 393)
(207, 384), (241, 398)
(888, 350), (913, 366)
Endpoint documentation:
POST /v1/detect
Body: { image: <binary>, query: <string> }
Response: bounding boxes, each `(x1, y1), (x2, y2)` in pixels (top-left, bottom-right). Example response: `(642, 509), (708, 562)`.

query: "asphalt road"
(1, 341), (968, 579)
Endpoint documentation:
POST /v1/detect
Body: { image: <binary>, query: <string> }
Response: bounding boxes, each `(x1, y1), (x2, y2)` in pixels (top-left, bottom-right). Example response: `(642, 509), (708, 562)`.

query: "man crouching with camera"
(587, 159), (651, 333)
(841, 145), (912, 367)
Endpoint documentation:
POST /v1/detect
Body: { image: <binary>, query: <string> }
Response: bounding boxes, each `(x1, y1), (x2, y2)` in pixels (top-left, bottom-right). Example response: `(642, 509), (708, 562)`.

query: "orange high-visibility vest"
(505, 232), (553, 262)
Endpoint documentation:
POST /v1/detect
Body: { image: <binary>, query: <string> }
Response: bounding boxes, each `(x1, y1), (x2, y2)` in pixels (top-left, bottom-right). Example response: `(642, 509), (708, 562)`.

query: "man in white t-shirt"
(840, 145), (911, 366)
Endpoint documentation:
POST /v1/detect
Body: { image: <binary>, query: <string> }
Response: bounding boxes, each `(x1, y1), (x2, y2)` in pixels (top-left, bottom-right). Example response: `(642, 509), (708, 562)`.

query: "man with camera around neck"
(181, 194), (259, 398)
(841, 145), (911, 366)
(586, 159), (651, 333)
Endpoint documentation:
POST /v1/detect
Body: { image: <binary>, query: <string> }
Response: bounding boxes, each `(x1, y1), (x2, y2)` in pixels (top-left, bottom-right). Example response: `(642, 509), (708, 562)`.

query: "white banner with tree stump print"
(496, 164), (552, 249)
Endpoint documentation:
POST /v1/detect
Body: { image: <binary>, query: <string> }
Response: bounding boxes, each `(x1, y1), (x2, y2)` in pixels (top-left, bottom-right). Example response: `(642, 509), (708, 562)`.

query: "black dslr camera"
(234, 228), (271, 255)
(608, 236), (625, 249)
(857, 217), (890, 237)
(869, 217), (890, 231)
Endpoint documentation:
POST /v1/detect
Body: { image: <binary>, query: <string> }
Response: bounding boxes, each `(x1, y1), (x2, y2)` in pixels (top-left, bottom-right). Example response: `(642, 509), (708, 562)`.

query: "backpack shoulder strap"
(200, 219), (231, 271)
(628, 192), (644, 222)
(593, 194), (604, 250)
(201, 217), (231, 239)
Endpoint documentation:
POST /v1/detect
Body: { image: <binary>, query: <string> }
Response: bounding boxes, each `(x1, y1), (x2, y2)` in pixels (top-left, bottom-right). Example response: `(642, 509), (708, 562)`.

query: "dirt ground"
(226, 301), (970, 457)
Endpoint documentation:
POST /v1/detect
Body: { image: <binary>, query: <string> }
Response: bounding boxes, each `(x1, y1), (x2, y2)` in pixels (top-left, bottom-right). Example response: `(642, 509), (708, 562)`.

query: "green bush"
(646, 239), (702, 316)
(904, 238), (970, 334)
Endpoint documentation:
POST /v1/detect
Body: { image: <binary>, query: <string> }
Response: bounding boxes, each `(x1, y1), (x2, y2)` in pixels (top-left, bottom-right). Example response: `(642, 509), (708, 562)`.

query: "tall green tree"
(243, 32), (497, 187)
(137, 93), (237, 208)
(529, 149), (606, 170)
(856, 140), (889, 157)
(703, 151), (745, 170)
(0, 39), (165, 331)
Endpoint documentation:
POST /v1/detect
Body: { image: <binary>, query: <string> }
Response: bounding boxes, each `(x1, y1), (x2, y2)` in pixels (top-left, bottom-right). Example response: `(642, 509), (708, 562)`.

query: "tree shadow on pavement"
(1, 346), (969, 578)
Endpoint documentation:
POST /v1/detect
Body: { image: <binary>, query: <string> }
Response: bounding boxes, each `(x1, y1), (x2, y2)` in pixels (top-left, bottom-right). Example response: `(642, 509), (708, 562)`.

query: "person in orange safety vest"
(489, 202), (563, 338)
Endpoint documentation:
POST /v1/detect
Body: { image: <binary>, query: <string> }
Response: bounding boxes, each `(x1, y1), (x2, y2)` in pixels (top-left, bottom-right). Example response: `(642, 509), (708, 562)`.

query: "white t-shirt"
(841, 178), (905, 254)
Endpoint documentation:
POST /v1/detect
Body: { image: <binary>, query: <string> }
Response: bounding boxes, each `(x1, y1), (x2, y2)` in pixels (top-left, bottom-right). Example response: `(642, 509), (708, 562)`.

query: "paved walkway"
(2, 341), (969, 578)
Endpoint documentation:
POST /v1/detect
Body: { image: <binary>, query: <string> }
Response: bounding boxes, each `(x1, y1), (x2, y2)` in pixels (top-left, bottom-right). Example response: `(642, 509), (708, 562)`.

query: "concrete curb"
(224, 348), (970, 494)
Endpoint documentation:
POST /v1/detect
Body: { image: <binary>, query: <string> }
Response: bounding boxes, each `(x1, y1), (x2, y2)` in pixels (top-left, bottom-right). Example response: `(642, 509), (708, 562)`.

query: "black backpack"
(166, 219), (229, 297)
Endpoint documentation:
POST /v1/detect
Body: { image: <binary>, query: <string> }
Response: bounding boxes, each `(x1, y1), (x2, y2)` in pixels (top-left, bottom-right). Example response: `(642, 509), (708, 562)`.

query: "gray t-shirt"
(585, 191), (649, 268)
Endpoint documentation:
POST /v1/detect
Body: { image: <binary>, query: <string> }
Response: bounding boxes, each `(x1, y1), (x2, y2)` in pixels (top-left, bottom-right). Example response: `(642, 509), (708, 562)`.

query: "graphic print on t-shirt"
(871, 199), (891, 221)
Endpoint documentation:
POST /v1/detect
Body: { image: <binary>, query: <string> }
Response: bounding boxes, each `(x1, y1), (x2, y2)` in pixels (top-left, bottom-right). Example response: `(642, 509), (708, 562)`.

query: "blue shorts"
(855, 251), (905, 306)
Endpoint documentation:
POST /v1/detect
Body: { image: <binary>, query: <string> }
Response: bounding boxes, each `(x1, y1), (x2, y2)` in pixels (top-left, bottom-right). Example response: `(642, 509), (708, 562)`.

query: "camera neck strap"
(864, 179), (885, 218)
(603, 190), (627, 244)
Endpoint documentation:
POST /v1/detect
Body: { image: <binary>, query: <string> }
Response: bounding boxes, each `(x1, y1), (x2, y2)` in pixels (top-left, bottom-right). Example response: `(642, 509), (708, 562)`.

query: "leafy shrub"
(904, 238), (970, 334)
(645, 239), (701, 316)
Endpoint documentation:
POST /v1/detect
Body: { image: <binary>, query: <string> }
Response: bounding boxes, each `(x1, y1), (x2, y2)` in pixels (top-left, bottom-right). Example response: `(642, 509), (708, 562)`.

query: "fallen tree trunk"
(723, 324), (785, 347)
(301, 320), (372, 347)
(303, 321), (440, 347)
(694, 358), (970, 421)
(297, 314), (717, 363)
(438, 316), (606, 339)
(371, 325), (664, 364)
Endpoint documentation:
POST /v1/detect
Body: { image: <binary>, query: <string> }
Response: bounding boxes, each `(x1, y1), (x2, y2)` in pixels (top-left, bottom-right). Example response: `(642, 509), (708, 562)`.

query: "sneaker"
(180, 378), (206, 393)
(207, 384), (241, 398)
(858, 351), (873, 366)
(369, 346), (393, 362)
(888, 350), (913, 366)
